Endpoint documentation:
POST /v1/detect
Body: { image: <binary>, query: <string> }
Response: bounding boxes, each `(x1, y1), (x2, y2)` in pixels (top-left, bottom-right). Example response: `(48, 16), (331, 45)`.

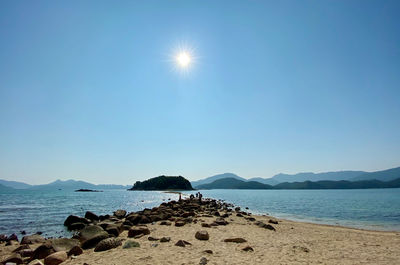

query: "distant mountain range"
(196, 177), (400, 190)
(191, 167), (400, 188)
(0, 179), (130, 191)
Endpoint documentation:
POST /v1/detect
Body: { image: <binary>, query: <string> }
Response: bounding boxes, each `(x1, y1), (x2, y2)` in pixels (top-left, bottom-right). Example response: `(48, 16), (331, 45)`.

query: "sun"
(176, 51), (191, 68)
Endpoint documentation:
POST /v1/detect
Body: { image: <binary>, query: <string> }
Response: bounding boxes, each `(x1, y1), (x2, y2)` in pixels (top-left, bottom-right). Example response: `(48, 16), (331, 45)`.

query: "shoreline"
(1, 198), (400, 264)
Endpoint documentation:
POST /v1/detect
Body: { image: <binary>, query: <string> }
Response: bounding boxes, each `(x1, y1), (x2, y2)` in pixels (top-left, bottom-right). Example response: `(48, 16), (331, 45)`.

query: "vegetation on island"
(128, 175), (194, 191)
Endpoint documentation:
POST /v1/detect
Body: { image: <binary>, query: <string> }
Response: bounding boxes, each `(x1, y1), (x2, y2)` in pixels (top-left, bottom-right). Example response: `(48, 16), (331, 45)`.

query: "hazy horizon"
(1, 165), (399, 186)
(1, 1), (400, 185)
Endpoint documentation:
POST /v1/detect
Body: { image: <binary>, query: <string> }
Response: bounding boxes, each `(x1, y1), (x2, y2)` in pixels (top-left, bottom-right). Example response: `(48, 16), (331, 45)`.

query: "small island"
(128, 175), (194, 191)
(75, 189), (103, 192)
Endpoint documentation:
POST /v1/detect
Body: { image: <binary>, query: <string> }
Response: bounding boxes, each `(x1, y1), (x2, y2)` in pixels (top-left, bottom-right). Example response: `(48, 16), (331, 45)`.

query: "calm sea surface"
(0, 188), (399, 238)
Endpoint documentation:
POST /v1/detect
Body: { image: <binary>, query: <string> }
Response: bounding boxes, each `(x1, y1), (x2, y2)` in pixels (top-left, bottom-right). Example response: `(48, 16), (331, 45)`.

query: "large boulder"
(195, 231), (209, 240)
(79, 225), (109, 249)
(50, 238), (79, 252)
(44, 251), (68, 265)
(64, 215), (89, 227)
(105, 224), (121, 237)
(21, 234), (46, 245)
(1, 253), (23, 264)
(31, 242), (55, 260)
(113, 209), (127, 219)
(94, 238), (122, 252)
(67, 245), (83, 256)
(85, 211), (99, 221)
(7, 233), (18, 242)
(67, 222), (86, 230)
(128, 226), (150, 237)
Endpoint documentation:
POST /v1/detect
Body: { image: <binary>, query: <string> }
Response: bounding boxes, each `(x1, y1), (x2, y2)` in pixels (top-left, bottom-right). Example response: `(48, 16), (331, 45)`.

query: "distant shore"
(1, 197), (400, 265)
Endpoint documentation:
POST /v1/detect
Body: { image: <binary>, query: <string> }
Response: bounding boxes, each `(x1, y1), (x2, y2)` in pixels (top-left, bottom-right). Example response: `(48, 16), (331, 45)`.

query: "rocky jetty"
(0, 197), (276, 264)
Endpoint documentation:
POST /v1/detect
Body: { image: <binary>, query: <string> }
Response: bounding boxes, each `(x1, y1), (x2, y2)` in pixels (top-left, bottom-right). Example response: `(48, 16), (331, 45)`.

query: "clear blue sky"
(1, 1), (399, 184)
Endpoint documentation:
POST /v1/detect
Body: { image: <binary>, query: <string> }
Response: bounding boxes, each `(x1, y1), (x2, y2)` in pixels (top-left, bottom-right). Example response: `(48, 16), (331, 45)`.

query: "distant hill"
(350, 167), (400, 182)
(274, 178), (400, 189)
(129, 175), (193, 191)
(196, 177), (400, 190)
(0, 179), (32, 189)
(28, 179), (129, 191)
(247, 177), (279, 185)
(191, 173), (246, 188)
(270, 171), (366, 183)
(0, 183), (15, 192)
(196, 178), (273, 190)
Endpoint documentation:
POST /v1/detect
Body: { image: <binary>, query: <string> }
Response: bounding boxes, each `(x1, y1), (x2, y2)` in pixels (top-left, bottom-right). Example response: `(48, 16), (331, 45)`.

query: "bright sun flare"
(176, 52), (191, 68)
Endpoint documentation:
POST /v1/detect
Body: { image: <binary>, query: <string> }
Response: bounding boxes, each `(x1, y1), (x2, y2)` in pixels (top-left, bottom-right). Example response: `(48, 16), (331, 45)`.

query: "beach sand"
(2, 213), (399, 265)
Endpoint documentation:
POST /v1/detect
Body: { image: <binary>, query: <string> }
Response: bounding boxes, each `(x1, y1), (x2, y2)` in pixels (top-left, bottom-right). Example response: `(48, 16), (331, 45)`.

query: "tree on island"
(128, 175), (194, 191)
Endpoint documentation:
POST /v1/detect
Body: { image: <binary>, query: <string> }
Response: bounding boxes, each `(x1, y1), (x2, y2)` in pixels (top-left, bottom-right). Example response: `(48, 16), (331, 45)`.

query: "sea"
(0, 188), (399, 238)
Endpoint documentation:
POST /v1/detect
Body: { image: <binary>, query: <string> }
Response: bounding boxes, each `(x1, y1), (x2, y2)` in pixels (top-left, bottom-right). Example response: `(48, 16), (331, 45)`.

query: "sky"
(0, 1), (399, 185)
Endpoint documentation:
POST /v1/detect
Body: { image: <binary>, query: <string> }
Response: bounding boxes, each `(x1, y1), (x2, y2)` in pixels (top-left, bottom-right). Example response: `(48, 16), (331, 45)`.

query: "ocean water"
(0, 188), (399, 239)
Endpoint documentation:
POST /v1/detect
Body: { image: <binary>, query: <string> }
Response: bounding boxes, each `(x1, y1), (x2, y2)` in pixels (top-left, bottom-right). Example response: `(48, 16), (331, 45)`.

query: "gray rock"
(160, 237), (170, 243)
(122, 240), (140, 249)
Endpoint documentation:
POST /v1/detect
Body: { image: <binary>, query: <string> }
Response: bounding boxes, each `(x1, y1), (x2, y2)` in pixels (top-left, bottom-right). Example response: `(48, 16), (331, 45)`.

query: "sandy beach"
(1, 199), (400, 265)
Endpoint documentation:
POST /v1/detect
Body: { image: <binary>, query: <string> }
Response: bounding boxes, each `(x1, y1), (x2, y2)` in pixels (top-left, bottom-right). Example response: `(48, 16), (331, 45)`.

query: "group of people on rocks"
(179, 192), (203, 202)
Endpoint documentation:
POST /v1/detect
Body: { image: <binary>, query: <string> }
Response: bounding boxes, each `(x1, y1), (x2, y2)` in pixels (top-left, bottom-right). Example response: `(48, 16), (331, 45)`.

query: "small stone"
(242, 246), (254, 252)
(175, 240), (191, 247)
(224, 238), (247, 243)
(151, 243), (159, 247)
(160, 237), (171, 243)
(148, 236), (159, 241)
(44, 251), (67, 265)
(268, 219), (278, 224)
(203, 249), (213, 254)
(199, 257), (208, 265)
(195, 231), (209, 240)
(159, 221), (171, 226)
(175, 220), (185, 227)
(201, 223), (211, 228)
(122, 240), (140, 249)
